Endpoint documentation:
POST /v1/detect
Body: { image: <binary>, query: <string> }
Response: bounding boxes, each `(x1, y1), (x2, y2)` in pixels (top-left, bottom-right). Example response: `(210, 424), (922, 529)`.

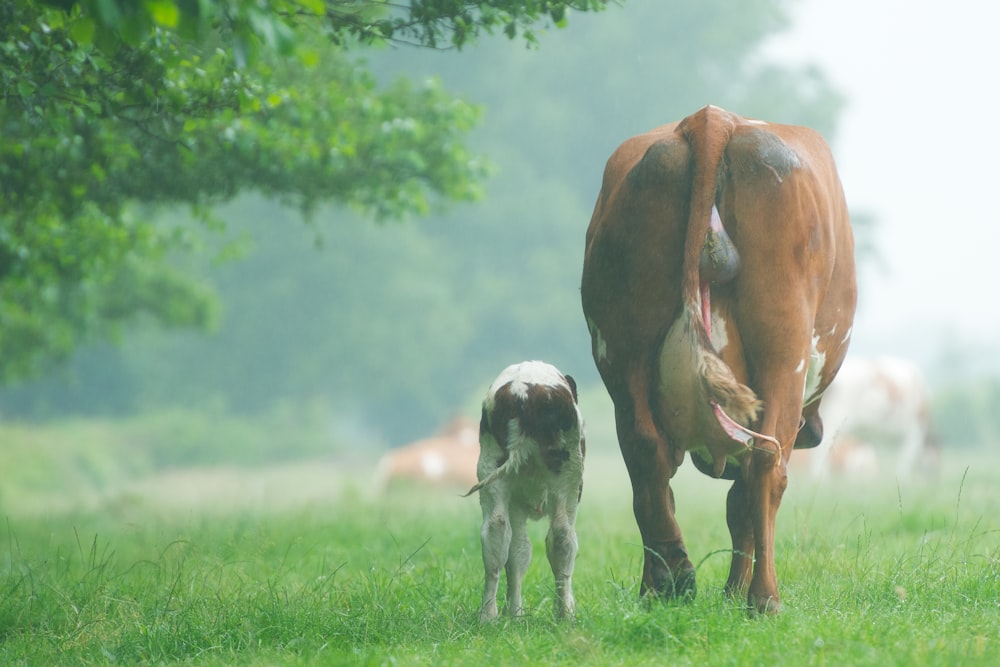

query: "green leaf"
(296, 0), (326, 16)
(69, 17), (96, 45)
(296, 47), (320, 68)
(16, 80), (35, 99)
(146, 0), (180, 28)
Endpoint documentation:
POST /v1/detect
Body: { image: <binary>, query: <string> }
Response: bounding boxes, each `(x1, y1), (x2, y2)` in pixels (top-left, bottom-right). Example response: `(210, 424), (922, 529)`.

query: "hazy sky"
(762, 0), (1000, 370)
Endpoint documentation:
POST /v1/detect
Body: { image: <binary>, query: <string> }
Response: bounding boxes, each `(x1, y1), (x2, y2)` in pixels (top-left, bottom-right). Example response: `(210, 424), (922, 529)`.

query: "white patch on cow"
(709, 309), (728, 352)
(802, 333), (826, 406)
(587, 317), (607, 363)
(795, 358), (805, 374)
(841, 326), (853, 347)
(746, 118), (769, 125)
(420, 451), (447, 479)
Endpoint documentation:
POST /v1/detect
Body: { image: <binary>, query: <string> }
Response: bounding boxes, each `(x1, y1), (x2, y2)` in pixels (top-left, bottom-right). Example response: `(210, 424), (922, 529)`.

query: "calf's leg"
(504, 505), (532, 617)
(546, 502), (579, 618)
(479, 500), (511, 622)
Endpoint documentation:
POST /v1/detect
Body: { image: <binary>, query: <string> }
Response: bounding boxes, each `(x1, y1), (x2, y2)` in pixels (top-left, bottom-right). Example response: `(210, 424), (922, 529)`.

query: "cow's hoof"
(747, 593), (781, 616)
(650, 564), (697, 601)
(723, 578), (749, 600)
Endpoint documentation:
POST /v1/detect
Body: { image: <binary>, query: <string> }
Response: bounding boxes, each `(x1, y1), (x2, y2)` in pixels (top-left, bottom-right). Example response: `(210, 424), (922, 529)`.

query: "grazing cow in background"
(372, 416), (479, 493)
(464, 361), (585, 622)
(581, 105), (857, 614)
(791, 434), (880, 479)
(794, 356), (939, 479)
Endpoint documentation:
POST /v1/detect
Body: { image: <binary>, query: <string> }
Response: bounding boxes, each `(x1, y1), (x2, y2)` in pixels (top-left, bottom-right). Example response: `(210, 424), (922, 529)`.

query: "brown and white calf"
(464, 361), (585, 622)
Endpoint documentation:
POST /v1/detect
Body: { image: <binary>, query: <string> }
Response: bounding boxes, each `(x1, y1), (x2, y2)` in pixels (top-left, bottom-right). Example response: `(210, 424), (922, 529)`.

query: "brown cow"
(372, 416), (480, 493)
(581, 105), (857, 614)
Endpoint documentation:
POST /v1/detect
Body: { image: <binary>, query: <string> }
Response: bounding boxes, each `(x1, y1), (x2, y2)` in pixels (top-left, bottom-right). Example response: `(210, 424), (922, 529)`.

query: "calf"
(464, 361), (585, 622)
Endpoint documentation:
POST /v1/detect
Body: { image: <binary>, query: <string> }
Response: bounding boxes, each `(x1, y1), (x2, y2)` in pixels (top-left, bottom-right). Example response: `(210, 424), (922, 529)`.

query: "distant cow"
(464, 361), (585, 622)
(795, 357), (938, 478)
(791, 434), (880, 479)
(372, 416), (479, 492)
(581, 105), (857, 614)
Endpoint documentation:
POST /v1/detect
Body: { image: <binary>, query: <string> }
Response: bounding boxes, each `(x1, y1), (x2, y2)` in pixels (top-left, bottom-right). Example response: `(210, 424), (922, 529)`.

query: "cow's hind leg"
(739, 357), (810, 614)
(504, 505), (532, 617)
(724, 475), (754, 597)
(745, 440), (789, 615)
(479, 498), (511, 622)
(546, 502), (579, 618)
(739, 376), (800, 614)
(614, 372), (694, 600)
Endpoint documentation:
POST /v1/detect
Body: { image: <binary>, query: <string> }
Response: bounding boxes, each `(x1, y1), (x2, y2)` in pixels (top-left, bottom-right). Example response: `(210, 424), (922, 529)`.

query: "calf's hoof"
(478, 603), (499, 623)
(554, 596), (576, 620)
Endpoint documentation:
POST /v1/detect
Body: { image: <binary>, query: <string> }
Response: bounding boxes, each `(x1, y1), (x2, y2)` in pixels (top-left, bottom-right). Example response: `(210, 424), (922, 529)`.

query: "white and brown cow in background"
(793, 356), (939, 479)
(372, 416), (480, 493)
(581, 105), (857, 614)
(464, 361), (585, 622)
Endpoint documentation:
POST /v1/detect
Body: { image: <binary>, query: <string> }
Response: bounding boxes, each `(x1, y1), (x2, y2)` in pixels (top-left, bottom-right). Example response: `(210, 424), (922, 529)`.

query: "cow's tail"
(677, 106), (762, 432)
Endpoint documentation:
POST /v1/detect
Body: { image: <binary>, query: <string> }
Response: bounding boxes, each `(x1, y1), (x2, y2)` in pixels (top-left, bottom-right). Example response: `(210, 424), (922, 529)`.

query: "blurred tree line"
(3, 0), (549, 381)
(2, 0), (865, 445)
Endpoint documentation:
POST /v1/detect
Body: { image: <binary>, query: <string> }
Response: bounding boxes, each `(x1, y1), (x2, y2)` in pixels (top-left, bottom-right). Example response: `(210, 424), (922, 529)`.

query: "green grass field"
(1, 416), (998, 665)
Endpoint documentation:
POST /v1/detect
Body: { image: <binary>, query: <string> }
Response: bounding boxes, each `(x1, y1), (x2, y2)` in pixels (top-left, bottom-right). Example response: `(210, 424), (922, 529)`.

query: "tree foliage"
(2, 0), (854, 442)
(2, 0), (608, 381)
(40, 1), (613, 50)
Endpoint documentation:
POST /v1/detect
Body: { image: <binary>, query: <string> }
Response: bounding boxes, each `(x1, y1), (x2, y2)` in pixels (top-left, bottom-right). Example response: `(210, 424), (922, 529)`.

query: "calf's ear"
(564, 374), (578, 402)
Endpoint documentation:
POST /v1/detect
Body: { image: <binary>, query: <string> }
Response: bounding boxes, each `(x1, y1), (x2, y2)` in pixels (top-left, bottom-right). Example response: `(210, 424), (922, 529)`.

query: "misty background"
(763, 0), (1000, 377)
(1, 0), (997, 457)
